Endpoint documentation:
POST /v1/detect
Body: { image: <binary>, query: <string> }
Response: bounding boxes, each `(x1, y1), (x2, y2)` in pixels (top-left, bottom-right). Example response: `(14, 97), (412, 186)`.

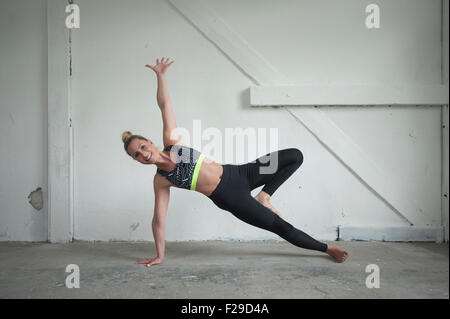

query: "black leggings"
(208, 148), (328, 253)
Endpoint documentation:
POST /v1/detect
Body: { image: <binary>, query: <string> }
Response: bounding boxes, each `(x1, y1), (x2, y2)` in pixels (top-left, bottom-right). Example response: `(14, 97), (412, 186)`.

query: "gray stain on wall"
(28, 187), (43, 211)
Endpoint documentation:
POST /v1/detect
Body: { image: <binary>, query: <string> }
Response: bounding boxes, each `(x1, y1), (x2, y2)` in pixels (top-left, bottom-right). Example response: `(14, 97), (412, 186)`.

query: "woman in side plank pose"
(123, 57), (349, 267)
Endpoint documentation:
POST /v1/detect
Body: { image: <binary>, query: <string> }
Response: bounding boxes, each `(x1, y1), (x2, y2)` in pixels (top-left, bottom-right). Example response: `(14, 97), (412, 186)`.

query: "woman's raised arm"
(145, 57), (179, 148)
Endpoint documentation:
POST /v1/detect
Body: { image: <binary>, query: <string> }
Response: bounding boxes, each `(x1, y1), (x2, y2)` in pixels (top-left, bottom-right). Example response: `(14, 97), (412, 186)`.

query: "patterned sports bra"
(156, 144), (205, 191)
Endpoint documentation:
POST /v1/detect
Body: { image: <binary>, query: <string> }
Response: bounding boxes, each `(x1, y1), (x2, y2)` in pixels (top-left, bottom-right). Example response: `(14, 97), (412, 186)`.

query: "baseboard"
(338, 226), (445, 242)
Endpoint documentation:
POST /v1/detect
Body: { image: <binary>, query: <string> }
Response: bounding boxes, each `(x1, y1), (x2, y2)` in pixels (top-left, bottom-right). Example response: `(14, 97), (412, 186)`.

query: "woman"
(124, 57), (349, 267)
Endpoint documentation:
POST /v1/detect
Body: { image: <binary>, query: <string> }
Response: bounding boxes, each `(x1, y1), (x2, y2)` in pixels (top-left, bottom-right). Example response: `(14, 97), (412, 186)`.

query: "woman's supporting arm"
(152, 217), (166, 260)
(152, 176), (170, 260)
(136, 175), (170, 267)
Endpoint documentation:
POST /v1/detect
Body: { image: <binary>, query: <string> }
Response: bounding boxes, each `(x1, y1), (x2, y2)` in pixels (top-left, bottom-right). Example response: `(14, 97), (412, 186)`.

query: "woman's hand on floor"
(145, 57), (174, 75)
(136, 256), (163, 267)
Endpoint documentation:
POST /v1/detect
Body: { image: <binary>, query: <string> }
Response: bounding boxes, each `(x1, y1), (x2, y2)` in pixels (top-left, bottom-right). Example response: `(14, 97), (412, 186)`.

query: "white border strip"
(441, 0), (449, 243)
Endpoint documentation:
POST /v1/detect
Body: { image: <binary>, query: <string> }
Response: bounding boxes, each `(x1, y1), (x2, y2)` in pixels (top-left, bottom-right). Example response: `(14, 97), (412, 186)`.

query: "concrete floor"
(0, 241), (448, 299)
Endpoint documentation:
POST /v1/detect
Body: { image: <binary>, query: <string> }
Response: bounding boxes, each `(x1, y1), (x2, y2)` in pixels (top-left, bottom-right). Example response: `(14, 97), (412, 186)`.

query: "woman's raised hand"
(145, 57), (174, 75)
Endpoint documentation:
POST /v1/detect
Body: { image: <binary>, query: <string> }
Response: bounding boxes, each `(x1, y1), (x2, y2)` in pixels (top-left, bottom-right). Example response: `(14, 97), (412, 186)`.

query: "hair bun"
(122, 131), (133, 144)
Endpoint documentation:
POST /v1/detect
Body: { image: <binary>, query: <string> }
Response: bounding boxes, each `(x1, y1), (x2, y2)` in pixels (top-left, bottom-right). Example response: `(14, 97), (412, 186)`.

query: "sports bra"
(156, 144), (205, 191)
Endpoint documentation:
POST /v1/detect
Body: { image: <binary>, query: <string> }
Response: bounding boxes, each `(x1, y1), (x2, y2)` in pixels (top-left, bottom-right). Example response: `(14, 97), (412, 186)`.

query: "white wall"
(0, 0), (48, 241)
(69, 0), (445, 242)
(0, 0), (443, 243)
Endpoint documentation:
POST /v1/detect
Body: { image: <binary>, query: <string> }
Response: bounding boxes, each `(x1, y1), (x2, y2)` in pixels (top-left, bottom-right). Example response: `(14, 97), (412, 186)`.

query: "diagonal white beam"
(283, 106), (424, 226)
(169, 0), (431, 225)
(168, 0), (289, 86)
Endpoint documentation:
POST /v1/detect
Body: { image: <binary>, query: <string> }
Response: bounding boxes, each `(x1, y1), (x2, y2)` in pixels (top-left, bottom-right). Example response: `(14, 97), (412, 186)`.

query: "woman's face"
(126, 138), (158, 165)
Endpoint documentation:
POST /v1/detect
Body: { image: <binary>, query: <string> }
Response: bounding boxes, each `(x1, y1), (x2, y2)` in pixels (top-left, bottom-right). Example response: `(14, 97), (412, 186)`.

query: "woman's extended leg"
(230, 195), (348, 262)
(229, 193), (329, 253)
(209, 164), (349, 262)
(236, 150), (349, 262)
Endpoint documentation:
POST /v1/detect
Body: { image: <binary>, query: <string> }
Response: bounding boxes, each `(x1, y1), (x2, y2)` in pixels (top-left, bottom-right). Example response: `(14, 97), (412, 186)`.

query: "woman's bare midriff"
(195, 158), (223, 197)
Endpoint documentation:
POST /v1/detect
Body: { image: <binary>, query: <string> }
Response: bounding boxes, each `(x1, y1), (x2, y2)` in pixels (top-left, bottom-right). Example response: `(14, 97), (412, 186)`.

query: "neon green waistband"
(190, 153), (205, 191)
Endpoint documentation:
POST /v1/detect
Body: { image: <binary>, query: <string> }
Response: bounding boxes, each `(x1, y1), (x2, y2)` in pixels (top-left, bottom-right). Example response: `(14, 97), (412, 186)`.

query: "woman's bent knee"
(287, 148), (303, 167)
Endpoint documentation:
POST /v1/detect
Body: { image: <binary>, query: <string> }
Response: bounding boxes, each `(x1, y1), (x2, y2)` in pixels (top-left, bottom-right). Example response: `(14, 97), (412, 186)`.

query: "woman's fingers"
(145, 58), (174, 74)
(151, 57), (174, 65)
(160, 57), (173, 64)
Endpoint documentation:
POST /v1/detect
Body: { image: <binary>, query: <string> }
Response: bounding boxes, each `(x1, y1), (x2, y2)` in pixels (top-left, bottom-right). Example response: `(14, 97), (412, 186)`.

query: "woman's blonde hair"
(122, 131), (148, 153)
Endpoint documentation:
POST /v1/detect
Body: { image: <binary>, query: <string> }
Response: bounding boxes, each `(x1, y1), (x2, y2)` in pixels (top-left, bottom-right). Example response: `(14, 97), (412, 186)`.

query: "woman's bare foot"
(325, 245), (349, 263)
(254, 191), (283, 219)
